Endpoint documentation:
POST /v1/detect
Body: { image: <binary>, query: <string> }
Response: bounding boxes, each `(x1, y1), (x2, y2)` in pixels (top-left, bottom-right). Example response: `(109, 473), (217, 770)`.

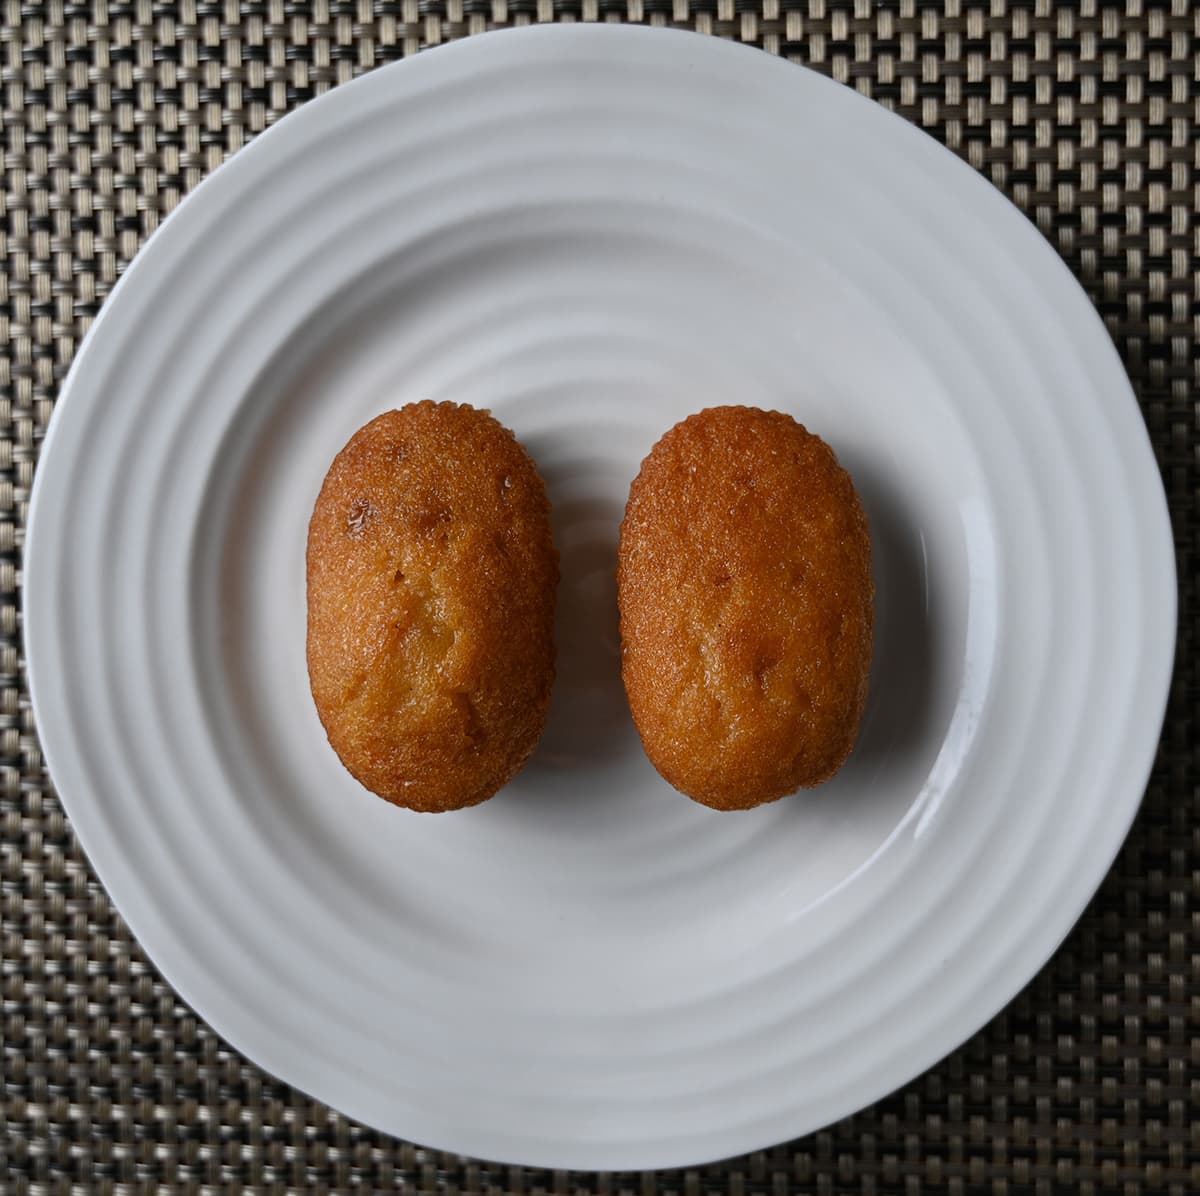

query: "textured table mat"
(2, 2), (1196, 1193)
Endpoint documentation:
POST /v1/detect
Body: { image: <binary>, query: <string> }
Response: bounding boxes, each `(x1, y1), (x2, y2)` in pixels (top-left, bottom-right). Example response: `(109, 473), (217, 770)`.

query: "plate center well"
(197, 214), (987, 979)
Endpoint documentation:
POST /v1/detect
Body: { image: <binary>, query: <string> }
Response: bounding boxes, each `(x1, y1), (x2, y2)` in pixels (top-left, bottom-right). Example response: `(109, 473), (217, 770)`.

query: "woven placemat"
(2, 2), (1195, 1193)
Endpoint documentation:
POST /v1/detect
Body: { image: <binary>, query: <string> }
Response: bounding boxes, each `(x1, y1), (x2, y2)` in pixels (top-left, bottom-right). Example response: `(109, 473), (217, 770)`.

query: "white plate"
(24, 24), (1175, 1170)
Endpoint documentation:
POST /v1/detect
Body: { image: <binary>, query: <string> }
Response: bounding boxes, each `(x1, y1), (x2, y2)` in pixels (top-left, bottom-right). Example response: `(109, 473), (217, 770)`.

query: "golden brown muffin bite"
(618, 406), (873, 810)
(306, 402), (558, 812)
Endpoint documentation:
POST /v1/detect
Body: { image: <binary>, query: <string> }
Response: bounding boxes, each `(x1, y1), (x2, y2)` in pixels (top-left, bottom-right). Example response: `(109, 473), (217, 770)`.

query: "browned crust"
(306, 402), (558, 812)
(617, 406), (873, 810)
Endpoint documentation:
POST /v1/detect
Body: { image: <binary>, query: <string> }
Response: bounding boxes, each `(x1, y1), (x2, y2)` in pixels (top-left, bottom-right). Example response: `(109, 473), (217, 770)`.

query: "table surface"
(2, 2), (1196, 1193)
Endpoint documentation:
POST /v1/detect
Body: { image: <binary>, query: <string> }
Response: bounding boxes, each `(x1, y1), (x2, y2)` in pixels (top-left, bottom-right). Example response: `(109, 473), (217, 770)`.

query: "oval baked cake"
(306, 401), (558, 812)
(618, 405), (873, 810)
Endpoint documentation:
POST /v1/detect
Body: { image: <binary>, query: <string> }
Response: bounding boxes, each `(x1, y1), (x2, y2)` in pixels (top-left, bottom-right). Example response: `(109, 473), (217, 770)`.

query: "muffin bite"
(618, 406), (873, 810)
(306, 402), (558, 812)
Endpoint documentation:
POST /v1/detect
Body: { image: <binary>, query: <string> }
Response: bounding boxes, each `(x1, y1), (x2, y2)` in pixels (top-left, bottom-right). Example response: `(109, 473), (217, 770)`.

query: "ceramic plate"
(24, 24), (1175, 1170)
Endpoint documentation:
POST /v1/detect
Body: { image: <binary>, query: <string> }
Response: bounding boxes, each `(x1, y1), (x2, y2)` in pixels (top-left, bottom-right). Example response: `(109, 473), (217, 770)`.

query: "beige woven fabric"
(2, 2), (1196, 1192)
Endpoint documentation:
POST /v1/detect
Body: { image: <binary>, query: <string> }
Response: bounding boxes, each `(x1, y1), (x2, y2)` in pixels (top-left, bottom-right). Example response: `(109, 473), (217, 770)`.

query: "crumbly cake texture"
(618, 406), (873, 810)
(306, 402), (558, 812)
